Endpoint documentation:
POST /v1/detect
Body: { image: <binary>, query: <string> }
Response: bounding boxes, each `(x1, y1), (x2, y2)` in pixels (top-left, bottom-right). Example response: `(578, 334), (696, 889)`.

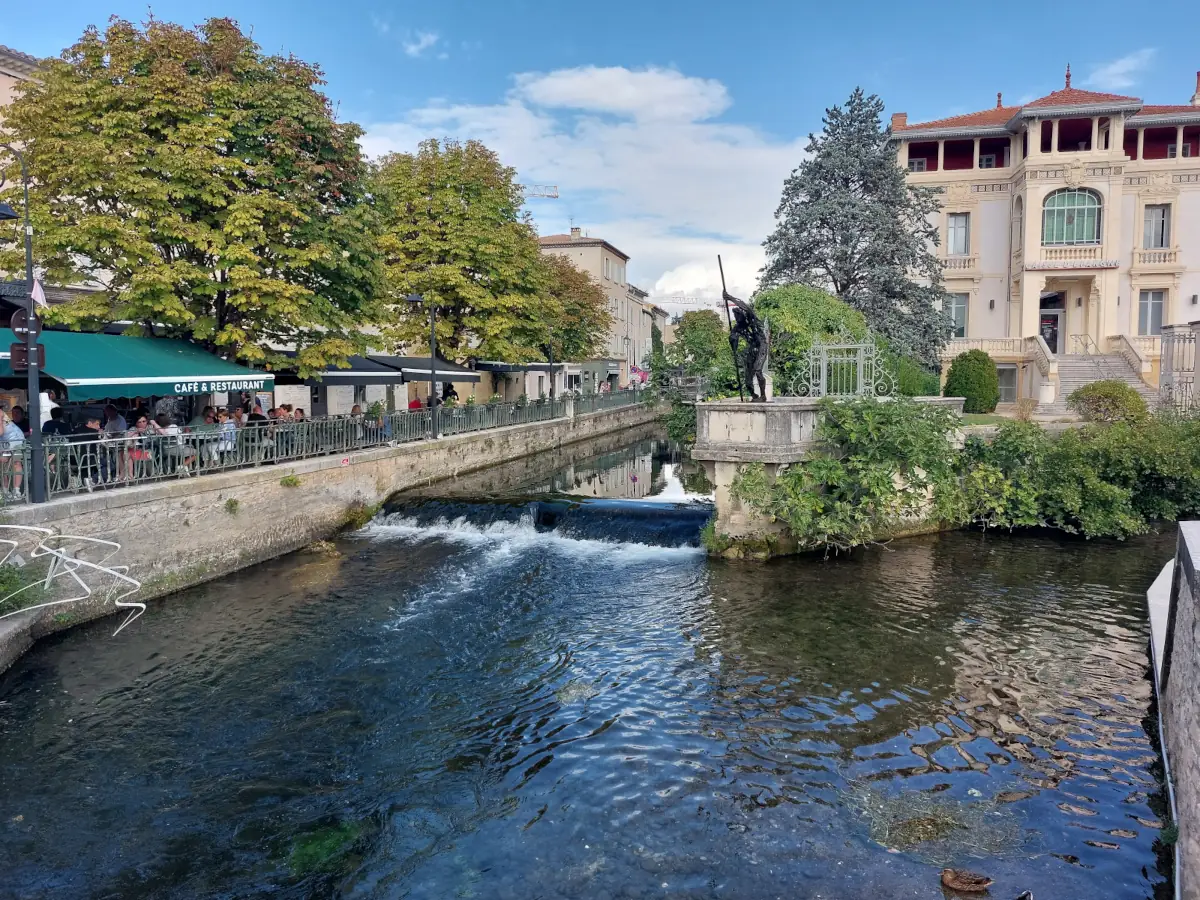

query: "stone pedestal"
(691, 396), (965, 558)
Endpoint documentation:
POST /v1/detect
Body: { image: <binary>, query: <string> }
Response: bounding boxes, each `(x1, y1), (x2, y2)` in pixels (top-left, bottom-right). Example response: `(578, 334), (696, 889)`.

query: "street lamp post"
(0, 143), (46, 503)
(406, 293), (438, 439)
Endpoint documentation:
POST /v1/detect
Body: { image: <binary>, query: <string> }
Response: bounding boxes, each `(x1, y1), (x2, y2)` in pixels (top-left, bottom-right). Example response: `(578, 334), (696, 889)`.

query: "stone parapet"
(1148, 522), (1200, 898)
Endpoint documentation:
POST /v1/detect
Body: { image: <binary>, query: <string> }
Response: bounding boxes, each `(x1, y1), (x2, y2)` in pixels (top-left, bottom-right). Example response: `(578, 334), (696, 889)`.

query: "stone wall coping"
(695, 395), (967, 411)
(1, 405), (644, 528)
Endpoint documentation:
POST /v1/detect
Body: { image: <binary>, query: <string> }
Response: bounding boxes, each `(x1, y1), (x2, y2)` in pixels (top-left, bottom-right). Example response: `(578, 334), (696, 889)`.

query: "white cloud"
(370, 16), (390, 36)
(362, 66), (804, 302)
(1084, 49), (1156, 91)
(402, 31), (440, 58)
(513, 66), (730, 122)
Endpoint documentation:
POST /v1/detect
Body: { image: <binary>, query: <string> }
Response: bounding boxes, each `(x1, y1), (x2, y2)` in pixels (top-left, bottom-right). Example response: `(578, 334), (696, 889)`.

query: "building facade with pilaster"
(893, 67), (1200, 407)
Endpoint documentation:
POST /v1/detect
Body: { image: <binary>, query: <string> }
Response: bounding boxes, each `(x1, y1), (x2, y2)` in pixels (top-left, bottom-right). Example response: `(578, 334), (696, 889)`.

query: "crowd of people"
(0, 395), (331, 496)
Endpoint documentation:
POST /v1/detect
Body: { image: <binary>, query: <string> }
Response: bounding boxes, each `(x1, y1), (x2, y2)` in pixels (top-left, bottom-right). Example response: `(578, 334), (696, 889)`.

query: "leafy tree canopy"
(753, 284), (866, 388)
(374, 139), (553, 362)
(761, 88), (949, 367)
(0, 17), (381, 374)
(665, 309), (737, 392)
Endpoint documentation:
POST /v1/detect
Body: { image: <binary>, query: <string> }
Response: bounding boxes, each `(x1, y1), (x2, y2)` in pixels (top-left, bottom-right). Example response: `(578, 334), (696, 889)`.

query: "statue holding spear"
(718, 255), (769, 402)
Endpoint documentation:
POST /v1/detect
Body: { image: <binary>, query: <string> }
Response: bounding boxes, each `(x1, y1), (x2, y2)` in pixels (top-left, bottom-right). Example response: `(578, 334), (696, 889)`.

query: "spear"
(718, 254), (744, 401)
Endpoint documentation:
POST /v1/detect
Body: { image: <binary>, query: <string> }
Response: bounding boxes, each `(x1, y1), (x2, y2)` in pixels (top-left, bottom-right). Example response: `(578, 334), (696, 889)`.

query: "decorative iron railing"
(1161, 329), (1197, 410)
(781, 333), (896, 399)
(0, 394), (642, 505)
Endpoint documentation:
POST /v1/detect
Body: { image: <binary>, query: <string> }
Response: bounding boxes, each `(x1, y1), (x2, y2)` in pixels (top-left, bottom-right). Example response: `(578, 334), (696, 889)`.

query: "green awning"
(0, 329), (274, 402)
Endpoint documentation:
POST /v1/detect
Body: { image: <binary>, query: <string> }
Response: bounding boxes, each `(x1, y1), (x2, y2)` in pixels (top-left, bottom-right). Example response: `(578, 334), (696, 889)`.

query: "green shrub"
(1066, 380), (1147, 423)
(943, 349), (1000, 413)
(664, 400), (697, 444)
(224, 498), (240, 515)
(279, 475), (301, 488)
(888, 353), (941, 397)
(729, 398), (1200, 553)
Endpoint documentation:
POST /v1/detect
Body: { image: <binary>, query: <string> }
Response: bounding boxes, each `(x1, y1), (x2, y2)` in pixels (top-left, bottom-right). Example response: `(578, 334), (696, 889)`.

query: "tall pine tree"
(762, 89), (948, 367)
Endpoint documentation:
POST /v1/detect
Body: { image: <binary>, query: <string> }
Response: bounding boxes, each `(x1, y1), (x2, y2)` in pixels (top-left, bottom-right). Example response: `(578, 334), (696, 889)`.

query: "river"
(0, 435), (1174, 899)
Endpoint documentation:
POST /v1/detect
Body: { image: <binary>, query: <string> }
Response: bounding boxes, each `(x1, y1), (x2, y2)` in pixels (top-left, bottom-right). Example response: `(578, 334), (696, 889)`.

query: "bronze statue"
(723, 290), (769, 402)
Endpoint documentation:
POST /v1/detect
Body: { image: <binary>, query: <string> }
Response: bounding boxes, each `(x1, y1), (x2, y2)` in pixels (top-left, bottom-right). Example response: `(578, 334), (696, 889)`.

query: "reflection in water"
(0, 440), (1173, 900)
(526, 439), (710, 502)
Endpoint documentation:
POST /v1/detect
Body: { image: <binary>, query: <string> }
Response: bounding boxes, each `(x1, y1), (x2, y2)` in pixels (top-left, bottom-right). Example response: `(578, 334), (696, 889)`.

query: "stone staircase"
(1041, 354), (1158, 416)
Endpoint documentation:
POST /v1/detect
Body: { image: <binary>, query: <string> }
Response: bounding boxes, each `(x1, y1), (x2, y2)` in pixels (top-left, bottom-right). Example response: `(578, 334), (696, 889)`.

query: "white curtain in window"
(947, 214), (970, 255)
(1143, 205), (1170, 249)
(1139, 290), (1165, 335)
(948, 293), (969, 338)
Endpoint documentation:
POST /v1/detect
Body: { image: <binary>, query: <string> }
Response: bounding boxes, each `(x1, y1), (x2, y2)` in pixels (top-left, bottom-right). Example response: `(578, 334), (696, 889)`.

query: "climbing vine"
(730, 397), (1200, 552)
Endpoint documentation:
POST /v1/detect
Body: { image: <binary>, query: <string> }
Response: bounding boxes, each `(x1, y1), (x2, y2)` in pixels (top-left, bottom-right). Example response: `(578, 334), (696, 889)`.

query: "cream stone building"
(538, 227), (666, 389)
(0, 44), (38, 110)
(894, 67), (1200, 409)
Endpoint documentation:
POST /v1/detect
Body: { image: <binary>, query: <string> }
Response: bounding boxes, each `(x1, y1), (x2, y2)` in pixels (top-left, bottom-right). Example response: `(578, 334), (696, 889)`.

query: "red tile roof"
(1132, 105), (1200, 118)
(1023, 86), (1140, 108)
(894, 106), (1020, 132)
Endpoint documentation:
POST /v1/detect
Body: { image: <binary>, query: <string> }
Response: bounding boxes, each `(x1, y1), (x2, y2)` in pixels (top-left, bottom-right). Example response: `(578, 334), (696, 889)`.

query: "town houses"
(894, 67), (1200, 408)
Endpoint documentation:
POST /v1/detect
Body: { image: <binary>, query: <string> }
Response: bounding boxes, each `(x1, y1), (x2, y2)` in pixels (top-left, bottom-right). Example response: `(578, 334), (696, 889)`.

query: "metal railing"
(0, 395), (643, 503)
(574, 391), (644, 414)
(1161, 329), (1198, 410)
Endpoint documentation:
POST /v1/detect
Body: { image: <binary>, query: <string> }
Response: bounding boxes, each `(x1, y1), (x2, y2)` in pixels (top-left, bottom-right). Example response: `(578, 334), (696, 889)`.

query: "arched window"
(1042, 188), (1101, 246)
(1012, 196), (1024, 248)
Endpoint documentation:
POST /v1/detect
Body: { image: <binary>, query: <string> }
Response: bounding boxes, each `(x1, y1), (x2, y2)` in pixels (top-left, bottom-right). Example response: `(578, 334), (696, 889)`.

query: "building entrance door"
(1039, 310), (1063, 354)
(1039, 292), (1066, 355)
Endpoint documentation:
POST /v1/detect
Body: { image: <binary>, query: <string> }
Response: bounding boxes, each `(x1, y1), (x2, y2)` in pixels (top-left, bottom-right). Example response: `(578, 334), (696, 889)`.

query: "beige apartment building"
(894, 68), (1200, 409)
(539, 227), (667, 389)
(0, 44), (37, 109)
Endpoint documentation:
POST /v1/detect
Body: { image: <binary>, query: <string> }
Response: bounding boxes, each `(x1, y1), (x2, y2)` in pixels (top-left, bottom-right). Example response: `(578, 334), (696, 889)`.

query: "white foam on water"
(367, 512), (701, 628)
(361, 513), (704, 565)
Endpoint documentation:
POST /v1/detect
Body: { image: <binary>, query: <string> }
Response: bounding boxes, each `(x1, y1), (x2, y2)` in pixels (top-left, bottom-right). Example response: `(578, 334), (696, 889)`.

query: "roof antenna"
(1065, 63), (1072, 89)
(997, 92), (1003, 108)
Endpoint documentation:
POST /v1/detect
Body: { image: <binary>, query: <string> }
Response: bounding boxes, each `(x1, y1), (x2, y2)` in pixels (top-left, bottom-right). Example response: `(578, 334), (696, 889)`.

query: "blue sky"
(5, 0), (1198, 305)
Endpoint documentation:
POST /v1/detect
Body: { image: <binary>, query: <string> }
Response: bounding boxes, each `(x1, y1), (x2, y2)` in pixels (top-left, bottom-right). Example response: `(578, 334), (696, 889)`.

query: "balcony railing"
(941, 254), (978, 272)
(1133, 248), (1180, 266)
(941, 337), (1024, 358)
(1040, 245), (1100, 262)
(1129, 335), (1162, 357)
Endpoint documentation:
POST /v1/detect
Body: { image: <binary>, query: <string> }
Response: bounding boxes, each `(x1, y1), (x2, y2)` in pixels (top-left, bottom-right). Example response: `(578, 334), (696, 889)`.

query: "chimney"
(890, 112), (907, 129)
(569, 226), (581, 239)
(1192, 71), (1200, 106)
(997, 92), (1003, 108)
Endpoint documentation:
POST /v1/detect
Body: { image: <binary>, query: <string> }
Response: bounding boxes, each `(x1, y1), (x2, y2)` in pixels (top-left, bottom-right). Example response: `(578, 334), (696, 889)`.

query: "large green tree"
(761, 89), (948, 367)
(666, 309), (737, 393)
(0, 18), (381, 374)
(540, 252), (613, 362)
(374, 139), (552, 362)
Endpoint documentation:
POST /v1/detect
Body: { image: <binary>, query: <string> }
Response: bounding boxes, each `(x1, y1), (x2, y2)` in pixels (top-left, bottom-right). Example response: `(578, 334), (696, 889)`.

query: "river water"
(0, 437), (1174, 899)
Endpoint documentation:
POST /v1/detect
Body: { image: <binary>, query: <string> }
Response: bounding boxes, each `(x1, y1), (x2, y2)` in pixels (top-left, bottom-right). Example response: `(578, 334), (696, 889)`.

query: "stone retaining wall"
(0, 403), (659, 672)
(1148, 522), (1198, 900)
